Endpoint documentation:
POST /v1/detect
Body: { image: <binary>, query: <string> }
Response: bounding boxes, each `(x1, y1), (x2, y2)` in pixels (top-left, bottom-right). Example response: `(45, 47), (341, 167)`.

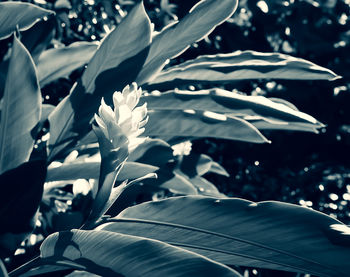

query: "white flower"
(94, 82), (148, 151)
(172, 141), (192, 156)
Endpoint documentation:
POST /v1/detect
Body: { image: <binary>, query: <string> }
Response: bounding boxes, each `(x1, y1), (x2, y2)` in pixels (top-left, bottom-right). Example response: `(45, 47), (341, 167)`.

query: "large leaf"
(48, 2), (151, 161)
(100, 196), (350, 277)
(136, 0), (239, 84)
(0, 2), (54, 40)
(37, 42), (98, 87)
(139, 88), (322, 127)
(144, 110), (269, 143)
(46, 161), (158, 182)
(39, 229), (240, 277)
(0, 35), (41, 174)
(145, 50), (340, 88)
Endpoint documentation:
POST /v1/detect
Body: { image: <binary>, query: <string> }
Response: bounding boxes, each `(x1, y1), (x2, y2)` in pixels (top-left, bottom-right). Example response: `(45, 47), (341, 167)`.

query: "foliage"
(0, 0), (349, 277)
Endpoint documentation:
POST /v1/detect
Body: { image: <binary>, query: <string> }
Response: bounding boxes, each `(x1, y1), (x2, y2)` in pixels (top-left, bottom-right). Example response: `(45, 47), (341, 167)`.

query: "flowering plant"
(0, 1), (349, 277)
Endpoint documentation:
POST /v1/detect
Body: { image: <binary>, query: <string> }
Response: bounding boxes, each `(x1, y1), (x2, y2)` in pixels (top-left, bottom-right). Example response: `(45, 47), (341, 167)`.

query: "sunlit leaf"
(37, 42), (98, 87)
(268, 97), (299, 111)
(41, 104), (55, 122)
(39, 229), (240, 276)
(46, 162), (158, 182)
(101, 196), (350, 277)
(140, 88), (322, 127)
(0, 2), (54, 40)
(144, 110), (269, 144)
(246, 117), (321, 133)
(145, 50), (340, 88)
(0, 35), (41, 174)
(48, 2), (151, 161)
(136, 0), (239, 84)
(0, 259), (8, 277)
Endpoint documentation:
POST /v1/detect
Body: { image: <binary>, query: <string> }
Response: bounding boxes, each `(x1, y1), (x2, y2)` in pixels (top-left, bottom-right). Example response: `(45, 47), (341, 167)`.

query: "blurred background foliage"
(1, 0), (350, 226)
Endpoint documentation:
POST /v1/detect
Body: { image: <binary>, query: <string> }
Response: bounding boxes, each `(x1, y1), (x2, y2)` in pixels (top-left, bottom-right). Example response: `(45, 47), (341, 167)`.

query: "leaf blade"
(37, 42), (98, 87)
(0, 2), (54, 40)
(101, 196), (350, 277)
(144, 110), (269, 144)
(139, 88), (323, 130)
(146, 50), (340, 88)
(0, 35), (41, 174)
(47, 2), (151, 161)
(46, 161), (159, 182)
(39, 229), (241, 277)
(136, 0), (239, 84)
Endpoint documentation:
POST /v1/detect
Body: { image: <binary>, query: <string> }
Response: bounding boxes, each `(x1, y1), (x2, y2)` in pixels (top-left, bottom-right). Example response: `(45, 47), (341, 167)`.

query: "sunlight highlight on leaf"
(330, 224), (350, 235)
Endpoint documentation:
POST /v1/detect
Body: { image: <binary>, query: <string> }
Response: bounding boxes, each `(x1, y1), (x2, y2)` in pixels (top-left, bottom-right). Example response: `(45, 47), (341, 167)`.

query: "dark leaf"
(161, 173), (198, 195)
(129, 138), (174, 166)
(21, 16), (56, 62)
(180, 153), (213, 178)
(0, 160), (46, 257)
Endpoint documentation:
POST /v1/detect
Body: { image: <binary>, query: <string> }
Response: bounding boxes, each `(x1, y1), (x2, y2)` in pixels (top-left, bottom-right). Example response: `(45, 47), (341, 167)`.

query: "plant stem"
(0, 259), (9, 277)
(8, 256), (41, 277)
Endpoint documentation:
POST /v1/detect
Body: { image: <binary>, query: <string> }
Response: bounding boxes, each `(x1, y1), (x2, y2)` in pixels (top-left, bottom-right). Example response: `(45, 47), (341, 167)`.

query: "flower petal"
(118, 104), (133, 125)
(113, 91), (125, 108)
(99, 98), (115, 123)
(94, 114), (109, 139)
(95, 83), (147, 153)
